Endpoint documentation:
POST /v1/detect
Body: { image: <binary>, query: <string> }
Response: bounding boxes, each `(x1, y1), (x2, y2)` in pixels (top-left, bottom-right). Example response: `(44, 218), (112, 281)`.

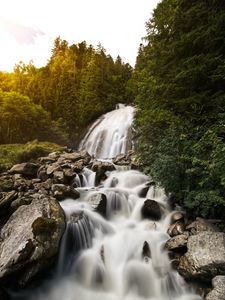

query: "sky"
(0, 0), (159, 72)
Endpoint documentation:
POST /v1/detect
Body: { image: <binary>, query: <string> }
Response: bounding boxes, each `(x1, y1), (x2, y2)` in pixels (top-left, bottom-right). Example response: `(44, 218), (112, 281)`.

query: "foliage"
(0, 38), (134, 145)
(0, 90), (67, 145)
(134, 0), (225, 219)
(0, 141), (64, 172)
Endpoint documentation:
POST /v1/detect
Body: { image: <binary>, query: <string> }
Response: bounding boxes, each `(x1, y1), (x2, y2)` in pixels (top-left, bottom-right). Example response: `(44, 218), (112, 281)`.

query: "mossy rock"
(32, 217), (57, 236)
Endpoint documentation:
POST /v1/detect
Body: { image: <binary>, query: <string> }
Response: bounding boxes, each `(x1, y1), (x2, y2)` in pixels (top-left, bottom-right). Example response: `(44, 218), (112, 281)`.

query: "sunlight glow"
(0, 0), (159, 71)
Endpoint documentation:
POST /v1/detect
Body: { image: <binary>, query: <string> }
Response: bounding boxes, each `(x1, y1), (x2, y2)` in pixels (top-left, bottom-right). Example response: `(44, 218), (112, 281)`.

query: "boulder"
(51, 184), (80, 201)
(186, 217), (219, 235)
(0, 197), (65, 286)
(168, 221), (185, 237)
(206, 276), (225, 300)
(142, 241), (151, 259)
(171, 211), (185, 223)
(141, 199), (162, 221)
(165, 233), (189, 251)
(64, 169), (76, 182)
(178, 232), (225, 282)
(92, 161), (115, 185)
(87, 193), (107, 216)
(9, 163), (39, 177)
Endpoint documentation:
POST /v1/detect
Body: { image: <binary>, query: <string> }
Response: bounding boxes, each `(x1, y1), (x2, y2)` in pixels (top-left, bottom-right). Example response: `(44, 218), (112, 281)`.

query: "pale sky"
(0, 0), (159, 72)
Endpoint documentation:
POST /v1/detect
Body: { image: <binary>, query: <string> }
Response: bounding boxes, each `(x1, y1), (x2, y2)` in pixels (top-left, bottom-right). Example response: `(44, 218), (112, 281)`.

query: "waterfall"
(79, 104), (135, 159)
(30, 104), (202, 300)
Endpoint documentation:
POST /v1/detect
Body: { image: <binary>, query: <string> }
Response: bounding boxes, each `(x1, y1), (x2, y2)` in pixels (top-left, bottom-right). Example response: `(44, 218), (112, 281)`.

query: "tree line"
(0, 38), (134, 145)
(134, 0), (225, 219)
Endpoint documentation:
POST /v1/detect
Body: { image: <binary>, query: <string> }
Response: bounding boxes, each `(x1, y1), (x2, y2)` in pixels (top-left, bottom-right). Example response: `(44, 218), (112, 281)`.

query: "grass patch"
(0, 140), (64, 172)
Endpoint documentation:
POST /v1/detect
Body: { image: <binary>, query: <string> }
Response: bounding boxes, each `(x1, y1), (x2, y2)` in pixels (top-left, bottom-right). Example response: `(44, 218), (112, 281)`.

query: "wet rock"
(142, 241), (151, 259)
(171, 211), (185, 223)
(71, 160), (85, 173)
(9, 163), (39, 177)
(92, 161), (115, 185)
(87, 193), (107, 216)
(178, 232), (225, 282)
(113, 153), (130, 166)
(138, 185), (149, 198)
(141, 199), (161, 221)
(168, 221), (185, 237)
(186, 217), (219, 235)
(51, 184), (80, 201)
(0, 197), (65, 286)
(165, 233), (189, 251)
(64, 169), (76, 182)
(0, 176), (14, 192)
(206, 276), (225, 300)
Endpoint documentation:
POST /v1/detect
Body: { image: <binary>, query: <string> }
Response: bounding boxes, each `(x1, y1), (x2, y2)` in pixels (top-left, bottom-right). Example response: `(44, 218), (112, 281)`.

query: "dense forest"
(1, 0), (225, 219)
(134, 0), (225, 219)
(0, 39), (133, 145)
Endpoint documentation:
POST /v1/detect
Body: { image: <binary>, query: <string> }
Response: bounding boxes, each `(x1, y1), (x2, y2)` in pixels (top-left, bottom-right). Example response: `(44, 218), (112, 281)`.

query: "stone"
(59, 150), (91, 164)
(186, 217), (219, 235)
(13, 175), (33, 192)
(92, 160), (115, 185)
(206, 276), (225, 300)
(165, 233), (189, 251)
(9, 163), (39, 177)
(141, 199), (162, 221)
(0, 191), (17, 210)
(38, 156), (56, 164)
(171, 211), (185, 223)
(178, 232), (225, 282)
(168, 221), (185, 237)
(46, 163), (62, 176)
(37, 165), (48, 182)
(64, 169), (76, 182)
(142, 241), (151, 259)
(0, 197), (65, 286)
(53, 171), (65, 184)
(113, 154), (130, 166)
(51, 184), (80, 201)
(87, 192), (107, 216)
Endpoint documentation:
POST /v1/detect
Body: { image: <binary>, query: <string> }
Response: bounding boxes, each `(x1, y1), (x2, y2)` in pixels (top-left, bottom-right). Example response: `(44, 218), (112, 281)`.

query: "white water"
(30, 105), (202, 300)
(79, 104), (135, 159)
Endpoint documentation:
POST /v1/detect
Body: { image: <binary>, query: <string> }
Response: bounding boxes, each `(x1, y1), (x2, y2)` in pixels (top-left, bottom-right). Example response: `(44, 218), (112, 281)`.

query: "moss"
(32, 217), (57, 236)
(0, 176), (14, 192)
(0, 141), (64, 171)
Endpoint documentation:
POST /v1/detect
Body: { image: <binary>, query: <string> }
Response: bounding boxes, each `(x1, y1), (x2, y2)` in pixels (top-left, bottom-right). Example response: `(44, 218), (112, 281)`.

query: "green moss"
(0, 140), (64, 172)
(0, 176), (14, 192)
(32, 217), (57, 236)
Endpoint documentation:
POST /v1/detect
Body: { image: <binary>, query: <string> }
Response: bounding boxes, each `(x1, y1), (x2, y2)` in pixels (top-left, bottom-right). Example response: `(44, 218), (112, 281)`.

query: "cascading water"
(79, 104), (135, 159)
(29, 104), (202, 300)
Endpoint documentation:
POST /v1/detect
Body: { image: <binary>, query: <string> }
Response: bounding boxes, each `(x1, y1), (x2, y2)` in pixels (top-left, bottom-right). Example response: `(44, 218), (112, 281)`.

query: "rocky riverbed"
(0, 148), (224, 299)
